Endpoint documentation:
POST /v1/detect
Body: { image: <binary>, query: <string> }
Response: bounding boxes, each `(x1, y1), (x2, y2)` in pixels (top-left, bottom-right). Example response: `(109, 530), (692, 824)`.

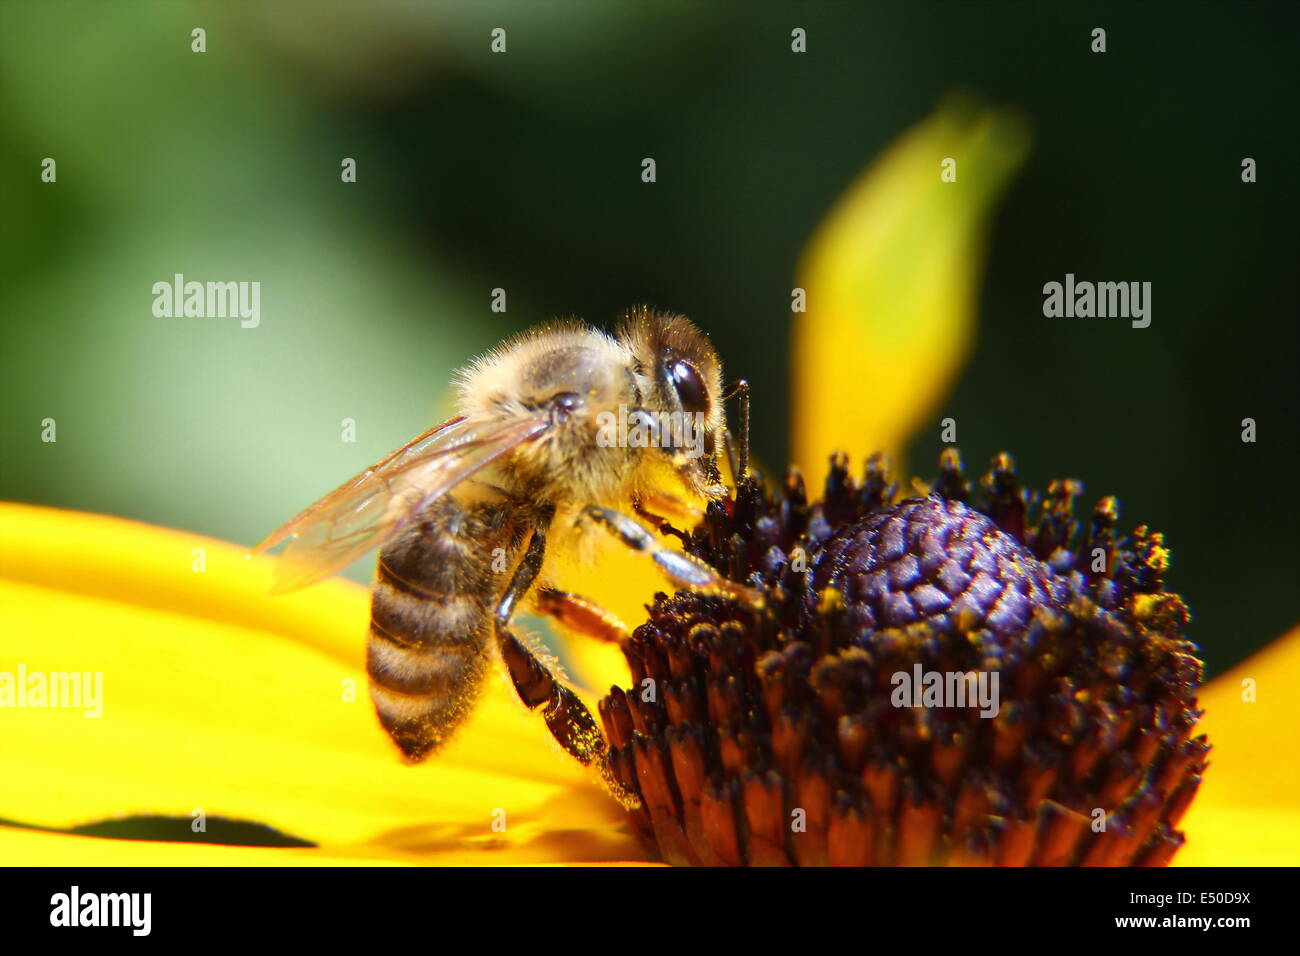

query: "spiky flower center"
(598, 451), (1208, 866)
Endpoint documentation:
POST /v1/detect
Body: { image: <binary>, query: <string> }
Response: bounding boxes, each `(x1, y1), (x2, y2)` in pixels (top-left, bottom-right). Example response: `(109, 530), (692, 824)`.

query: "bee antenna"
(721, 379), (750, 480)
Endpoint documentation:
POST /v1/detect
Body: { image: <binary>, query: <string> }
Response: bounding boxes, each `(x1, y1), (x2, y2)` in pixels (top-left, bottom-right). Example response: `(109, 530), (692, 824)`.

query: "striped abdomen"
(367, 489), (527, 761)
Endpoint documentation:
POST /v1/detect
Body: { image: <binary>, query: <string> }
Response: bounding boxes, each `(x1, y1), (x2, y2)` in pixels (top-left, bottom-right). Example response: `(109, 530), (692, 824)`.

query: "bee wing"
(253, 413), (551, 593)
(254, 415), (469, 555)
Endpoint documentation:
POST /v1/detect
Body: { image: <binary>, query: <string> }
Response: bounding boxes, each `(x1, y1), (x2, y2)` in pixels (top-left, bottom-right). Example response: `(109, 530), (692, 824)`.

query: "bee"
(254, 307), (753, 804)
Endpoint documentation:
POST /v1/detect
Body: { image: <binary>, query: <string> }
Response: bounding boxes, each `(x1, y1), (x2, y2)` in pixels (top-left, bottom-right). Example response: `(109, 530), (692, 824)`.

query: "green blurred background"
(2, 1), (1296, 678)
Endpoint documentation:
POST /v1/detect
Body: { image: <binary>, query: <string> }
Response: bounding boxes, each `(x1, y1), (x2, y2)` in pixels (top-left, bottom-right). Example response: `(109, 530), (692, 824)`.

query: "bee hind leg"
(494, 514), (638, 807)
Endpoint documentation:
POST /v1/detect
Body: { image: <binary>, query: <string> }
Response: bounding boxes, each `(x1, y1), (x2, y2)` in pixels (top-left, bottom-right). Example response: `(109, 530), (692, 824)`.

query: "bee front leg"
(494, 514), (638, 807)
(631, 491), (701, 546)
(581, 505), (765, 606)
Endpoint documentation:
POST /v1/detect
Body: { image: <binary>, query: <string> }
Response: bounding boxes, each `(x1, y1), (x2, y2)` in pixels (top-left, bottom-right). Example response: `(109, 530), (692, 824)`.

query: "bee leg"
(494, 521), (638, 807)
(634, 489), (704, 525)
(535, 587), (631, 645)
(581, 505), (765, 607)
(631, 494), (694, 548)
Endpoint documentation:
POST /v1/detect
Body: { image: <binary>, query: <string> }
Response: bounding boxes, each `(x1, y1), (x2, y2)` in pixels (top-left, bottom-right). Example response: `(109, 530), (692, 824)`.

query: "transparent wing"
(252, 413), (551, 593)
(254, 415), (468, 555)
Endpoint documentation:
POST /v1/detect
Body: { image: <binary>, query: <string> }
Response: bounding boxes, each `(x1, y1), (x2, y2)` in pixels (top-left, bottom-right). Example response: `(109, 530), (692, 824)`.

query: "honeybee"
(254, 307), (752, 804)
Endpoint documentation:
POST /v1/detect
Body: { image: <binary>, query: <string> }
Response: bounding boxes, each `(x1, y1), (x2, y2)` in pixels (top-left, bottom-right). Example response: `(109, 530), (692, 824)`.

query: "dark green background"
(2, 1), (1296, 678)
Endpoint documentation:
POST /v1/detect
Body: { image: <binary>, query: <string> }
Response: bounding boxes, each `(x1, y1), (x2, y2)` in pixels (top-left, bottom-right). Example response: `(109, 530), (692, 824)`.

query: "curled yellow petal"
(792, 97), (1030, 489)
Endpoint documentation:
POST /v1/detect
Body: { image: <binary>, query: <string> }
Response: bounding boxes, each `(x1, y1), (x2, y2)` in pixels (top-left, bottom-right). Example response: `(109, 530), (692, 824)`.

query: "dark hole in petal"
(0, 814), (315, 848)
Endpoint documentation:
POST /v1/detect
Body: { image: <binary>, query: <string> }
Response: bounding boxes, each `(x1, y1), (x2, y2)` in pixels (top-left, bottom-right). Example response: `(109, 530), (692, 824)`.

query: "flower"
(3, 100), (1296, 865)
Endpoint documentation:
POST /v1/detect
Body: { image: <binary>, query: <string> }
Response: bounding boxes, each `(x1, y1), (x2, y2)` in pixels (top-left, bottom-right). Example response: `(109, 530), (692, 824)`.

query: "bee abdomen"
(367, 581), (493, 762)
(365, 495), (524, 763)
(368, 682), (480, 764)
(367, 618), (483, 696)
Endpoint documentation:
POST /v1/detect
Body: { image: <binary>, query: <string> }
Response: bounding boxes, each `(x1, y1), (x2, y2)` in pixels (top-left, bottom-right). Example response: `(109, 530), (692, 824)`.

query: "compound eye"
(550, 391), (582, 417)
(668, 359), (709, 416)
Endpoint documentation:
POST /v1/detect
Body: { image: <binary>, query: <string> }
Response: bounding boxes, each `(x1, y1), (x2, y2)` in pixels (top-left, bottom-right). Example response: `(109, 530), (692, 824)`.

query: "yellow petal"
(0, 503), (644, 862)
(792, 97), (1030, 490)
(1173, 625), (1300, 865)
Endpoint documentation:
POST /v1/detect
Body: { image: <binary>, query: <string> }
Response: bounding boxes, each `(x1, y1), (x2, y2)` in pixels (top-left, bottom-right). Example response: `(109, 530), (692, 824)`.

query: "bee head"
(617, 307), (727, 497)
(454, 312), (732, 504)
